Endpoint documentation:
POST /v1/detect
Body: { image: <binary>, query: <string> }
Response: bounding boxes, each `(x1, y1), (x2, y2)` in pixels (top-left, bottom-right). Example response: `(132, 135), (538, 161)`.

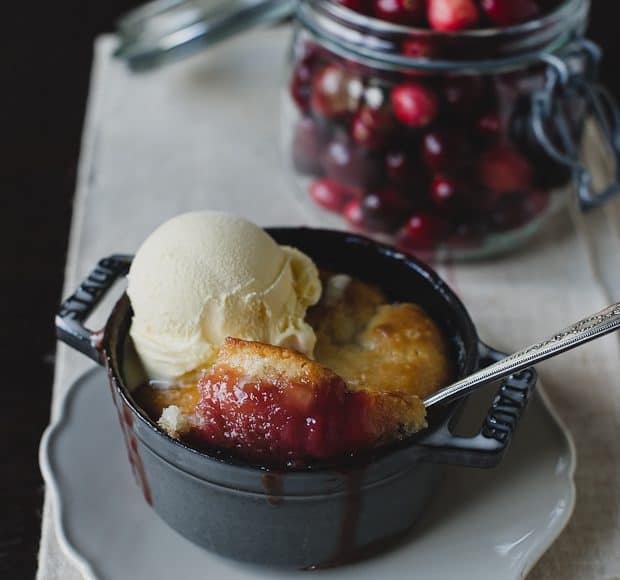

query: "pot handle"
(418, 343), (536, 468)
(56, 255), (133, 365)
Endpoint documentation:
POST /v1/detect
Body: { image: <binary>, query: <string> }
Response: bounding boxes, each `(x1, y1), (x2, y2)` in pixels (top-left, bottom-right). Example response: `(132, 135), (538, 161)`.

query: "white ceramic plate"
(40, 368), (576, 580)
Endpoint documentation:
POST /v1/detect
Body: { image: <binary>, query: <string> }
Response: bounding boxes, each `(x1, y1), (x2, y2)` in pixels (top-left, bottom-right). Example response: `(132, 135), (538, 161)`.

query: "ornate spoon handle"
(425, 302), (620, 408)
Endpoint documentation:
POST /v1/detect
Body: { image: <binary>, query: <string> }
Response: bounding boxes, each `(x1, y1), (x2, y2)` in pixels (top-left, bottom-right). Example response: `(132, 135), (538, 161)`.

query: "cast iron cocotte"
(56, 228), (536, 568)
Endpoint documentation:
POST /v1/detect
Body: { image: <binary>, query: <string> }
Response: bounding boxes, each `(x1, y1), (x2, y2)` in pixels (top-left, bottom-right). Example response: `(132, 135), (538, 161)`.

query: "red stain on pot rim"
(108, 366), (153, 506)
(261, 473), (284, 506)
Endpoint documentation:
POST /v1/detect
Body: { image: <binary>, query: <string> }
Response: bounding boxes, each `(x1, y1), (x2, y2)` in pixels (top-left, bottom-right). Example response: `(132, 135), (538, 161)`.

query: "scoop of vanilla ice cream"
(127, 211), (322, 381)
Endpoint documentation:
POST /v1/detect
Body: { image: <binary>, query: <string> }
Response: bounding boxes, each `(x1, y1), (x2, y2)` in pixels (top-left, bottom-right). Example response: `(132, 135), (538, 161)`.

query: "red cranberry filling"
(194, 368), (382, 463)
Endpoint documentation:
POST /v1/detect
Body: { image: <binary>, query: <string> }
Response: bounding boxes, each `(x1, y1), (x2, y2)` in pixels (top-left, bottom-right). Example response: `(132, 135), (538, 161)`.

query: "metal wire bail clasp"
(531, 37), (620, 211)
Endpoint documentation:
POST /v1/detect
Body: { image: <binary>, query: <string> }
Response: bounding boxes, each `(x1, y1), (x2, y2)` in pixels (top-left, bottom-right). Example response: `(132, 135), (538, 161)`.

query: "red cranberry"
(430, 174), (470, 213)
(309, 179), (357, 212)
(311, 65), (362, 119)
(476, 111), (502, 140)
(398, 212), (448, 250)
(401, 37), (435, 58)
(480, 143), (534, 193)
(292, 117), (329, 176)
(391, 83), (439, 128)
(427, 0), (480, 31)
(290, 57), (315, 113)
(335, 0), (372, 13)
(351, 106), (395, 150)
(386, 149), (423, 187)
(442, 76), (485, 116)
(322, 137), (382, 189)
(373, 0), (426, 25)
(421, 129), (469, 171)
(362, 188), (413, 232)
(480, 0), (540, 26)
(342, 199), (366, 228)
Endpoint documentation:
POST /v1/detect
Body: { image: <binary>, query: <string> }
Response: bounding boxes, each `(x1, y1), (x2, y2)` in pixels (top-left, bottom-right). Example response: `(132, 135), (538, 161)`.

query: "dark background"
(1, 2), (618, 578)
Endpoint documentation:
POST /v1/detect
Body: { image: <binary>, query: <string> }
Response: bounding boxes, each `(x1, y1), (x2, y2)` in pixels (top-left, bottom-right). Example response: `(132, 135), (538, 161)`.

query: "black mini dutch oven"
(56, 228), (536, 568)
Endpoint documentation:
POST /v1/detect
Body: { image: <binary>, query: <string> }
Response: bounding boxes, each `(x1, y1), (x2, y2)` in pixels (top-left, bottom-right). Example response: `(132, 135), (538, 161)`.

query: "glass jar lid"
(115, 0), (297, 71)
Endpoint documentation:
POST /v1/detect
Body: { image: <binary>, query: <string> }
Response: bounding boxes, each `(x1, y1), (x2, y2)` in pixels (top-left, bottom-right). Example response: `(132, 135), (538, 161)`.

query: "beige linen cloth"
(38, 29), (620, 580)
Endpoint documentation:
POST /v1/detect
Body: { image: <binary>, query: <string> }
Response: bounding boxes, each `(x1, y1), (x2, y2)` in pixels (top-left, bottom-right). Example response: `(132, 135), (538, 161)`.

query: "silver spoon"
(424, 302), (620, 408)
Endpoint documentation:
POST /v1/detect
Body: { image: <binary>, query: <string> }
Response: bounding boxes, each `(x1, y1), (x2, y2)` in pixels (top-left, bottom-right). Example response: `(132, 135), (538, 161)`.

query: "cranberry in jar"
(284, 0), (620, 260)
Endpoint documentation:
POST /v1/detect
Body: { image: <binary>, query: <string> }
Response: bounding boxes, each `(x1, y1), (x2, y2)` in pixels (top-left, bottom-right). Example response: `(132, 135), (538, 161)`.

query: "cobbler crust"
(208, 337), (427, 438)
(308, 276), (454, 399)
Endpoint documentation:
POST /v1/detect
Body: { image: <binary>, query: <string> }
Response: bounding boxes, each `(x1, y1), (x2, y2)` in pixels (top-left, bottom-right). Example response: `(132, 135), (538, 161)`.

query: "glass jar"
(283, 0), (620, 260)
